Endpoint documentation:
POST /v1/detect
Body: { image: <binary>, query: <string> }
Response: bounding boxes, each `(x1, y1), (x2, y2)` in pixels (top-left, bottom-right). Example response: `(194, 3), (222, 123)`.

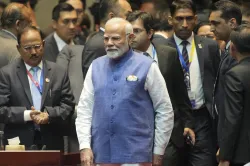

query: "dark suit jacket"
(156, 45), (194, 148)
(213, 50), (237, 145)
(219, 57), (250, 164)
(57, 45), (84, 103)
(43, 33), (80, 62)
(0, 59), (75, 150)
(152, 34), (169, 46)
(82, 30), (106, 80)
(165, 35), (220, 118)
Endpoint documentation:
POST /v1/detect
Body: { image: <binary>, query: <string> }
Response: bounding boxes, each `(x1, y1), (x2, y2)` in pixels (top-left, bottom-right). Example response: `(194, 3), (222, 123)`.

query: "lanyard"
(26, 69), (44, 94)
(176, 39), (195, 73)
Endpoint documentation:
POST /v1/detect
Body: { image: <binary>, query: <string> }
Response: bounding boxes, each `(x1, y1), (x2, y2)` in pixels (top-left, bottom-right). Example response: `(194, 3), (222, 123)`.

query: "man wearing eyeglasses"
(43, 3), (78, 62)
(0, 26), (75, 150)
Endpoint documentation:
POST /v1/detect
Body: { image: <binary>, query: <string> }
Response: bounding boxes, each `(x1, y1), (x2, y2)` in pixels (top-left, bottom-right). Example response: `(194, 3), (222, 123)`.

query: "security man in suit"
(0, 26), (75, 150)
(209, 0), (242, 149)
(81, 0), (132, 80)
(127, 10), (195, 158)
(164, 0), (220, 165)
(218, 24), (250, 166)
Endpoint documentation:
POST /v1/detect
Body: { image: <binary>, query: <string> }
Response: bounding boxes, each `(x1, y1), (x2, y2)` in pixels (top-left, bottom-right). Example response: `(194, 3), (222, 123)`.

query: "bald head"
(1, 3), (31, 29)
(104, 18), (134, 59)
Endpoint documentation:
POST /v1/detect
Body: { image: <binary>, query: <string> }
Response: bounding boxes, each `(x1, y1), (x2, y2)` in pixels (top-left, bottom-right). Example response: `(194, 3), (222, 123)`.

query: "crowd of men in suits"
(0, 0), (250, 166)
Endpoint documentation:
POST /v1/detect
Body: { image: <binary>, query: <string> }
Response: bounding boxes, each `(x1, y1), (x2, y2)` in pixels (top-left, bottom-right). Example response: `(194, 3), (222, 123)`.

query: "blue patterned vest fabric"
(91, 49), (154, 163)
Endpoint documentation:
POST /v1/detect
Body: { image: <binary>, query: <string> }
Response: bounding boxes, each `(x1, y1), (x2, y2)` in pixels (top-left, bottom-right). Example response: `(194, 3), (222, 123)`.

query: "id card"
(188, 91), (196, 108)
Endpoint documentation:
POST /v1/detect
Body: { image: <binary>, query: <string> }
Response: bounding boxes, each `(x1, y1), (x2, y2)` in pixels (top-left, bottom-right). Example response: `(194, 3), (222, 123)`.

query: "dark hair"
(170, 0), (196, 16)
(80, 13), (91, 29)
(99, 0), (119, 23)
(230, 24), (250, 54)
(0, 2), (7, 9)
(194, 21), (210, 34)
(58, 0), (86, 10)
(1, 3), (27, 28)
(17, 26), (43, 45)
(153, 0), (172, 31)
(211, 0), (242, 25)
(126, 11), (154, 33)
(52, 3), (75, 21)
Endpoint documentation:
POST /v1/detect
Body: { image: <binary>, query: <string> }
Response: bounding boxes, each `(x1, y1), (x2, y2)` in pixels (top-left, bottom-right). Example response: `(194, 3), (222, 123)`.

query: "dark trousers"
(163, 107), (217, 166)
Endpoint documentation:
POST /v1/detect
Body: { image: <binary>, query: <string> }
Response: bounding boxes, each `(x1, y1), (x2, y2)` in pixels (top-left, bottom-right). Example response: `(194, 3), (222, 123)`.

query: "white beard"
(106, 50), (121, 59)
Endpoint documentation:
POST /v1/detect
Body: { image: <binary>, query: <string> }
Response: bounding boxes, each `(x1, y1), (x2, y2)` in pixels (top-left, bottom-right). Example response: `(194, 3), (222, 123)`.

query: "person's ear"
(108, 12), (115, 19)
(229, 18), (237, 30)
(52, 20), (57, 30)
(194, 15), (198, 25)
(16, 44), (22, 54)
(42, 40), (45, 46)
(168, 16), (173, 25)
(148, 29), (154, 40)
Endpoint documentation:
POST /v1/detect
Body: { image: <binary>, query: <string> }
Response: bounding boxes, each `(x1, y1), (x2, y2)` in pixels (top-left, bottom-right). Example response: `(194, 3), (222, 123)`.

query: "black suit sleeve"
(219, 70), (243, 161)
(0, 69), (26, 124)
(44, 69), (75, 124)
(209, 41), (221, 75)
(172, 50), (194, 129)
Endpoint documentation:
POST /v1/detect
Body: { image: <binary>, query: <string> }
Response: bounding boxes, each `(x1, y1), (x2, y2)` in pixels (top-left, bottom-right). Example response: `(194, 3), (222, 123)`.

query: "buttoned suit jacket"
(0, 59), (75, 150)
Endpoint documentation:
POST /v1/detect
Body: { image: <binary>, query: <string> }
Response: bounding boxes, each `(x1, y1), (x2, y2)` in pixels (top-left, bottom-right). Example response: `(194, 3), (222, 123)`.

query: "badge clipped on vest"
(126, 75), (138, 82)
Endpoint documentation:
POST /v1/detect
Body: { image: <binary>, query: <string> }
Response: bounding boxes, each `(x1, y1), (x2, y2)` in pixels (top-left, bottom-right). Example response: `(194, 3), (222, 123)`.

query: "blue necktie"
(31, 67), (41, 130)
(181, 40), (189, 67)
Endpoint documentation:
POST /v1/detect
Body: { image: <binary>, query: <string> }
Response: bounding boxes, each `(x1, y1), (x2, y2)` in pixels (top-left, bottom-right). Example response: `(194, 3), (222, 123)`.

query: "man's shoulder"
(0, 58), (20, 73)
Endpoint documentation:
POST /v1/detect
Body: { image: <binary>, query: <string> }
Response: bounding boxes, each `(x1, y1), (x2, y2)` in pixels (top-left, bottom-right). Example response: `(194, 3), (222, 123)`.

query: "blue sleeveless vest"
(91, 49), (154, 163)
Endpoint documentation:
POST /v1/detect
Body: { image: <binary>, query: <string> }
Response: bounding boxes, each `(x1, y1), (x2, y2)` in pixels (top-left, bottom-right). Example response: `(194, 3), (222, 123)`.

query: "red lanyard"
(26, 69), (43, 94)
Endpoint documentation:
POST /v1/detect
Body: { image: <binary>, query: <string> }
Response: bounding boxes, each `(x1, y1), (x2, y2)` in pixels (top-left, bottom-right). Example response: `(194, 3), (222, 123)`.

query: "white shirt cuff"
(79, 143), (91, 151)
(24, 110), (32, 121)
(153, 146), (165, 155)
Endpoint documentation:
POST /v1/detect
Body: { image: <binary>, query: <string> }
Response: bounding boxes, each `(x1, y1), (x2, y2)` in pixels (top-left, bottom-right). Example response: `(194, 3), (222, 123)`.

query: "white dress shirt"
(146, 43), (158, 64)
(23, 61), (43, 121)
(76, 61), (174, 158)
(54, 32), (74, 52)
(174, 33), (205, 110)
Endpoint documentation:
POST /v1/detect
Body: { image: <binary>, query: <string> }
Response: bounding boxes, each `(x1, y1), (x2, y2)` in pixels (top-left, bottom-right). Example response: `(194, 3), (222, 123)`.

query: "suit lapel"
(17, 59), (33, 105)
(194, 35), (204, 82)
(41, 61), (53, 107)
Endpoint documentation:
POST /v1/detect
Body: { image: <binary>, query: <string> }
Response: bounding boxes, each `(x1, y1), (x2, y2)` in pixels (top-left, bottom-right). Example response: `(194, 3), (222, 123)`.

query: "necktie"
(30, 67), (41, 130)
(181, 40), (189, 67)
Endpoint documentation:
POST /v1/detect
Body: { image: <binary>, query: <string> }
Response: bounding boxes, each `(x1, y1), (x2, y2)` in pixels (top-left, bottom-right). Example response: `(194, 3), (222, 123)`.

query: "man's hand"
(153, 154), (164, 166)
(183, 128), (195, 145)
(37, 112), (49, 124)
(80, 148), (94, 166)
(30, 106), (41, 123)
(218, 160), (230, 166)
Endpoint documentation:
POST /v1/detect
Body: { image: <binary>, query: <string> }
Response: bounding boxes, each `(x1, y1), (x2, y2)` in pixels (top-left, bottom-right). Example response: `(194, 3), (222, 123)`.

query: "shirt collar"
(53, 32), (74, 52)
(24, 61), (43, 72)
(100, 27), (105, 32)
(2, 29), (17, 40)
(146, 43), (154, 58)
(174, 33), (193, 46)
(226, 41), (231, 50)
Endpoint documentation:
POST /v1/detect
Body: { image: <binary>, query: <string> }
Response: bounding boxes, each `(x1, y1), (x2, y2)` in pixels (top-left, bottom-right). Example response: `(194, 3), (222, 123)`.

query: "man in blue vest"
(76, 17), (174, 166)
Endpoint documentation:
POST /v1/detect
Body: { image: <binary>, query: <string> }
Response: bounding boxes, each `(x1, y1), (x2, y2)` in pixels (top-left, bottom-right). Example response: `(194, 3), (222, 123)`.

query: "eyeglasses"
(22, 43), (43, 53)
